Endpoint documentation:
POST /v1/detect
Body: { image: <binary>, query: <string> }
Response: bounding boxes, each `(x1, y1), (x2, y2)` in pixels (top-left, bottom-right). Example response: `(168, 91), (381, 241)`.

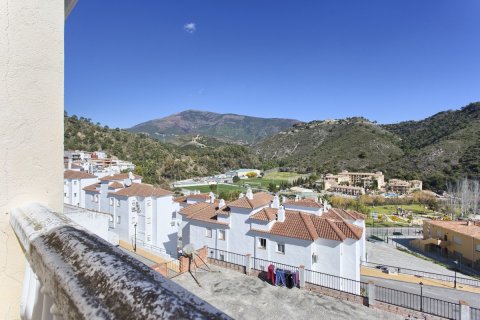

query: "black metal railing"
(362, 261), (480, 288)
(471, 307), (480, 320)
(305, 268), (368, 297)
(366, 226), (422, 237)
(375, 285), (460, 319)
(208, 247), (246, 267)
(251, 256), (298, 273)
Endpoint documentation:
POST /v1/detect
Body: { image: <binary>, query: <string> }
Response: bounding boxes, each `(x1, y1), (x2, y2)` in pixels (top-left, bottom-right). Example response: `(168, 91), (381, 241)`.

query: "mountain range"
(128, 110), (300, 144)
(65, 102), (480, 191)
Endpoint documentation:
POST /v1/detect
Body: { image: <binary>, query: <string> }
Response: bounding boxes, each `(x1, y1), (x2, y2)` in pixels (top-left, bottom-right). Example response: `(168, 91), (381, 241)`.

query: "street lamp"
(453, 260), (458, 289)
(133, 222), (137, 252)
(419, 282), (424, 312)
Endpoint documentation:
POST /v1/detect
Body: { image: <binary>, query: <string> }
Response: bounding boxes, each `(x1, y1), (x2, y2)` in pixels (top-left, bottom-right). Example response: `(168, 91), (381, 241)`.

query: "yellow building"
(413, 220), (480, 270)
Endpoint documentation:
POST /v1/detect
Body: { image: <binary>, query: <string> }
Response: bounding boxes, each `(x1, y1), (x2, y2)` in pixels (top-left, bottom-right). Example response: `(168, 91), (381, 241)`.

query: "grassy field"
(368, 204), (433, 215)
(181, 184), (244, 193)
(263, 171), (304, 180)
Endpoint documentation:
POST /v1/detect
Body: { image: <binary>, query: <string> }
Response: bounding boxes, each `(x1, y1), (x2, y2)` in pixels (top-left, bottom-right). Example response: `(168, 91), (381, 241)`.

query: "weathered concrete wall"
(0, 0), (64, 213)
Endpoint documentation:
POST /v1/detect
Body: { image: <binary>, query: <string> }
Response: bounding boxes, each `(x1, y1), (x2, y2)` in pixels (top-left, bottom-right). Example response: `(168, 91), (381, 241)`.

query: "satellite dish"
(183, 243), (195, 256)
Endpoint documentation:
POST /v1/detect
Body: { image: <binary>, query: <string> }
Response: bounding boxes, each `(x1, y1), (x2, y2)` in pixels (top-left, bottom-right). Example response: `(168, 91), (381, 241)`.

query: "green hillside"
(64, 113), (259, 186)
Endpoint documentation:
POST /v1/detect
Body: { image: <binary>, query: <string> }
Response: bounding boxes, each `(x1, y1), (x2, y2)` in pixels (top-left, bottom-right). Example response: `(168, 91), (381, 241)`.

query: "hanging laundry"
(284, 270), (293, 288)
(275, 268), (286, 286)
(267, 264), (275, 285)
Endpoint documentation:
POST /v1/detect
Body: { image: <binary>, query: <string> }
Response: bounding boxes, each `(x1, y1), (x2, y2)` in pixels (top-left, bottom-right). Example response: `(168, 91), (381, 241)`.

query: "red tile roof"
(228, 192), (273, 209)
(252, 209), (363, 242)
(108, 183), (173, 198)
(99, 173), (142, 181)
(284, 198), (323, 209)
(322, 208), (365, 221)
(174, 196), (187, 203)
(64, 170), (97, 179)
(83, 183), (100, 193)
(250, 208), (278, 222)
(426, 220), (480, 240)
(108, 181), (124, 189)
(179, 202), (229, 225)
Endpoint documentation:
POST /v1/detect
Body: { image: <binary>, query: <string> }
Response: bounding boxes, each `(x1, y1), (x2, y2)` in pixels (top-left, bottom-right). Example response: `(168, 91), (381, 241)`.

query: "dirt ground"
(173, 264), (403, 320)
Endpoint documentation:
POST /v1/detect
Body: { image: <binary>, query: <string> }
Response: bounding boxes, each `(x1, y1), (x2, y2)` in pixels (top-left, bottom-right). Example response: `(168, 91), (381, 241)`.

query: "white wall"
(0, 0), (64, 213)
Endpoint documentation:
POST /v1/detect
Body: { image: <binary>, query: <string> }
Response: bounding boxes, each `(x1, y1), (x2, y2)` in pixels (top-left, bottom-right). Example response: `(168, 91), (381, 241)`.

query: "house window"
(73, 181), (77, 185)
(219, 254), (225, 261)
(117, 216), (121, 224)
(109, 198), (114, 206)
(436, 229), (442, 238)
(277, 243), (285, 254)
(116, 199), (120, 207)
(312, 254), (318, 264)
(94, 195), (98, 203)
(73, 193), (77, 197)
(259, 238), (267, 249)
(453, 236), (462, 245)
(64, 193), (67, 197)
(147, 235), (151, 242)
(64, 181), (67, 185)
(205, 228), (212, 238)
(476, 244), (480, 252)
(218, 230), (226, 241)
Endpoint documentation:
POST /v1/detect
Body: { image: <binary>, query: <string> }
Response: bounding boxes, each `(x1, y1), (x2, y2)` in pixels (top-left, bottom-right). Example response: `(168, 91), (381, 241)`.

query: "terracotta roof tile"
(174, 196), (187, 203)
(108, 181), (124, 189)
(252, 209), (362, 242)
(64, 170), (97, 180)
(426, 220), (480, 240)
(284, 198), (323, 209)
(322, 208), (365, 221)
(83, 183), (100, 193)
(109, 183), (173, 198)
(179, 202), (229, 225)
(99, 173), (142, 181)
(228, 192), (273, 209)
(250, 208), (277, 222)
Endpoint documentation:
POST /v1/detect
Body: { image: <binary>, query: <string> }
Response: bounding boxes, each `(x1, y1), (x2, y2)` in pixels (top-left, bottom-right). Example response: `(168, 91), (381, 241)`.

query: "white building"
(83, 173), (180, 257)
(180, 189), (365, 281)
(64, 170), (99, 207)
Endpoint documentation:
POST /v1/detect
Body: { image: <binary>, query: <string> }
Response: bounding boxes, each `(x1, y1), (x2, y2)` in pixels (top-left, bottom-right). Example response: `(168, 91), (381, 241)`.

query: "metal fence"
(133, 237), (175, 258)
(471, 307), (480, 320)
(251, 256), (299, 273)
(362, 260), (480, 288)
(206, 248), (475, 320)
(207, 247), (246, 267)
(305, 268), (368, 296)
(375, 285), (460, 319)
(367, 226), (422, 238)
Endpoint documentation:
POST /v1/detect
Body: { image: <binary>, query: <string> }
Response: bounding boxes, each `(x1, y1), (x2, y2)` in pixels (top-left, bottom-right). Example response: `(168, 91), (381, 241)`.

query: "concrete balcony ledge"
(11, 204), (230, 320)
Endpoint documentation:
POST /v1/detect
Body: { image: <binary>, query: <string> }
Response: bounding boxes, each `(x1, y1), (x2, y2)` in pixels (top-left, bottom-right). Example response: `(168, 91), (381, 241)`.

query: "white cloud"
(184, 22), (196, 34)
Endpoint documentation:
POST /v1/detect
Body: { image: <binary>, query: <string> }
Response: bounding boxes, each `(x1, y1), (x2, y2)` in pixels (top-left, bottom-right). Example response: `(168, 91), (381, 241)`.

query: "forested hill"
(64, 113), (260, 187)
(128, 110), (300, 145)
(254, 103), (480, 190)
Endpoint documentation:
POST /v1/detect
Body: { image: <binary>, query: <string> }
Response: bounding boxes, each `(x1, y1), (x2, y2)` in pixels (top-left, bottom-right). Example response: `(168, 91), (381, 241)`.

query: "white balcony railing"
(10, 203), (229, 320)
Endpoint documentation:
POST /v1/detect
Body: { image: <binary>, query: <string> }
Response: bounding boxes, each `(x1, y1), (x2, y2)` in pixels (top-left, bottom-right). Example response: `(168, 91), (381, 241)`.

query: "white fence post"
(367, 281), (376, 307)
(460, 300), (470, 320)
(299, 265), (305, 289)
(245, 254), (251, 275)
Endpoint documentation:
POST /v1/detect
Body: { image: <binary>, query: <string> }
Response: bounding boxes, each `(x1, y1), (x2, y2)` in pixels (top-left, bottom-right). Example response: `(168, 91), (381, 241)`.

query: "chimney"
(281, 196), (287, 204)
(239, 193), (244, 199)
(219, 199), (226, 208)
(246, 188), (253, 200)
(467, 220), (472, 226)
(209, 191), (215, 204)
(277, 205), (285, 222)
(271, 195), (280, 209)
(128, 171), (135, 180)
(68, 159), (72, 170)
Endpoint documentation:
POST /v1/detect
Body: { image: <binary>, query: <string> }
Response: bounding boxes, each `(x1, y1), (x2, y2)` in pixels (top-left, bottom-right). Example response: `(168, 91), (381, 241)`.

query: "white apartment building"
(180, 189), (365, 281)
(64, 170), (98, 207)
(83, 173), (180, 257)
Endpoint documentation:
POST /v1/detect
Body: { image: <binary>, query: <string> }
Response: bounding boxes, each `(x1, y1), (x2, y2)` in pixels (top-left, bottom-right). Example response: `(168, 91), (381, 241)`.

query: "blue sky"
(65, 0), (480, 128)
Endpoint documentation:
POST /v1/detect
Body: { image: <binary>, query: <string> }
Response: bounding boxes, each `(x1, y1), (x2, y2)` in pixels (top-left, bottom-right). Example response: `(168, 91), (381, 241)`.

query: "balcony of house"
(9, 203), (229, 320)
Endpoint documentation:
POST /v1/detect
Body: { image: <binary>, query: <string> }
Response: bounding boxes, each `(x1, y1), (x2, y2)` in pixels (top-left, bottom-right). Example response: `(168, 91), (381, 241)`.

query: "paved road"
(362, 275), (480, 308)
